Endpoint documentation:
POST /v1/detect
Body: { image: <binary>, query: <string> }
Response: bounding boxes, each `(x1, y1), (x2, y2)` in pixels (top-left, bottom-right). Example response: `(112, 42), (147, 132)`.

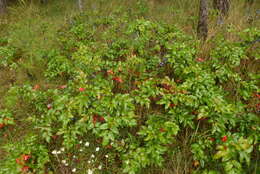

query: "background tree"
(78, 0), (83, 12)
(213, 0), (230, 16)
(197, 0), (208, 40)
(0, 0), (6, 14)
(40, 0), (48, 4)
(213, 0), (230, 24)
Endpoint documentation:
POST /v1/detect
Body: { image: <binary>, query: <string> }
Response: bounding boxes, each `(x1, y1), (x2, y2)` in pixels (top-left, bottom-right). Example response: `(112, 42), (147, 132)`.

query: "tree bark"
(0, 0), (6, 14)
(197, 0), (208, 40)
(213, 0), (230, 16)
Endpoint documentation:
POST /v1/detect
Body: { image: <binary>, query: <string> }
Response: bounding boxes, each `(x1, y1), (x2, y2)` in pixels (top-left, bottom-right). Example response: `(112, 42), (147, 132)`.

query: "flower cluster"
(51, 140), (107, 173)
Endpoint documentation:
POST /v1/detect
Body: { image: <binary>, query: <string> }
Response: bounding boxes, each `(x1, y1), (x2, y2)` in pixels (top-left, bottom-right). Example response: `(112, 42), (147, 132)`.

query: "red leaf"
(92, 114), (99, 125)
(59, 85), (67, 89)
(22, 154), (31, 161)
(221, 135), (228, 142)
(169, 103), (176, 108)
(209, 137), (215, 142)
(99, 116), (105, 123)
(106, 145), (112, 149)
(79, 87), (85, 92)
(21, 166), (29, 172)
(112, 77), (123, 83)
(33, 84), (40, 90)
(52, 135), (58, 140)
(196, 58), (205, 62)
(162, 84), (171, 90)
(16, 158), (23, 165)
(159, 128), (166, 132)
(191, 111), (198, 115)
(0, 123), (5, 129)
(107, 70), (114, 75)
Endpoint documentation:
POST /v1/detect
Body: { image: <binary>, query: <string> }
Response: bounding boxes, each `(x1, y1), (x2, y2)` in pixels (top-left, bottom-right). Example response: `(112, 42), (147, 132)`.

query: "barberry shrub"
(1, 12), (259, 174)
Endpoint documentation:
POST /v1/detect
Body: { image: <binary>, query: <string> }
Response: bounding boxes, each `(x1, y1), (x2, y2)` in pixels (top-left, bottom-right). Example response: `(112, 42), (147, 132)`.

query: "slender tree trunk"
(197, 0), (208, 40)
(0, 0), (6, 14)
(40, 0), (48, 4)
(213, 0), (230, 24)
(244, 0), (254, 14)
(78, 0), (83, 12)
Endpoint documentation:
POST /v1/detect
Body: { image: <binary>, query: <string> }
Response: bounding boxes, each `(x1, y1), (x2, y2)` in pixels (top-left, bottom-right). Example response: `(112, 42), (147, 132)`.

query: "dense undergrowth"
(0, 0), (260, 174)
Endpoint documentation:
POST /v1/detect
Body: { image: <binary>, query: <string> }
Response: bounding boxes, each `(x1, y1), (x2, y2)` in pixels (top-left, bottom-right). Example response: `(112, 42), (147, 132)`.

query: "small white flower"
(57, 151), (61, 154)
(85, 142), (90, 147)
(105, 155), (108, 158)
(95, 147), (100, 152)
(80, 149), (83, 152)
(72, 168), (76, 172)
(60, 147), (65, 151)
(79, 140), (83, 144)
(91, 154), (95, 158)
(98, 165), (102, 170)
(73, 155), (76, 159)
(61, 160), (66, 164)
(65, 163), (69, 166)
(52, 150), (57, 155)
(87, 169), (93, 174)
(88, 160), (91, 164)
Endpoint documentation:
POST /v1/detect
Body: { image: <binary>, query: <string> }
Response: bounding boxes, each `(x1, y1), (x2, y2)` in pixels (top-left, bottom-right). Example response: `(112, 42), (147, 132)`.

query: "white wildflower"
(57, 151), (61, 154)
(85, 142), (90, 147)
(79, 140), (83, 144)
(65, 163), (69, 166)
(73, 155), (76, 159)
(61, 160), (66, 164)
(95, 147), (100, 152)
(91, 154), (95, 158)
(60, 147), (65, 152)
(105, 154), (108, 158)
(72, 168), (76, 172)
(87, 169), (93, 174)
(98, 165), (102, 170)
(80, 149), (83, 152)
(88, 160), (91, 164)
(51, 150), (57, 155)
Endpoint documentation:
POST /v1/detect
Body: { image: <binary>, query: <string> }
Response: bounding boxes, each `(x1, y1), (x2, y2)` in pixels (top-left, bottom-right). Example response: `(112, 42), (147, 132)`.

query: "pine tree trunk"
(40, 0), (48, 4)
(213, 0), (230, 16)
(0, 0), (6, 14)
(245, 0), (254, 13)
(78, 0), (83, 12)
(197, 0), (208, 40)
